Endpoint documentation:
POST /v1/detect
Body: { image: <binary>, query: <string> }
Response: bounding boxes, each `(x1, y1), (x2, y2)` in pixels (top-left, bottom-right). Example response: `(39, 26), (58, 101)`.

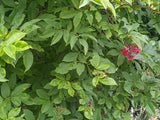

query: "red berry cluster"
(122, 44), (140, 61)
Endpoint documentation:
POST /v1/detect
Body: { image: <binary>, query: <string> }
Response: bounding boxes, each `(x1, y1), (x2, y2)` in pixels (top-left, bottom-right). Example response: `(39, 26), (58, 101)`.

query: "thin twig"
(86, 62), (93, 73)
(105, 11), (114, 24)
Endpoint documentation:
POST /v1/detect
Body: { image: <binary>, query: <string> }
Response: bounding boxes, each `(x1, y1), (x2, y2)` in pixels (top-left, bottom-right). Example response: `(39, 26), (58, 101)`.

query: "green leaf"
(100, 77), (117, 85)
(68, 87), (75, 96)
(100, 0), (109, 9)
(113, 110), (120, 118)
(145, 103), (155, 115)
(81, 34), (97, 42)
(60, 9), (77, 19)
(95, 11), (102, 23)
(36, 89), (49, 100)
(73, 12), (83, 29)
(63, 30), (70, 43)
(72, 83), (82, 90)
(98, 98), (105, 105)
(0, 67), (6, 78)
(5, 30), (26, 46)
(78, 106), (85, 111)
(1, 0), (15, 7)
(90, 53), (101, 68)
(117, 54), (125, 66)
(70, 35), (78, 49)
(125, 0), (132, 5)
(105, 29), (112, 39)
(84, 109), (93, 119)
(79, 0), (90, 8)
(93, 108), (102, 120)
(63, 52), (78, 62)
(131, 36), (142, 50)
(41, 102), (51, 113)
(97, 63), (110, 70)
(0, 78), (8, 82)
(23, 50), (33, 72)
(11, 13), (25, 30)
(15, 41), (31, 51)
(108, 1), (116, 18)
(11, 84), (31, 96)
(55, 63), (75, 74)
(61, 108), (71, 115)
(85, 11), (93, 25)
(53, 97), (62, 104)
(51, 30), (63, 45)
(11, 96), (21, 106)
(0, 5), (5, 24)
(107, 49), (119, 56)
(79, 39), (88, 55)
(3, 45), (16, 59)
(23, 109), (35, 120)
(92, 76), (99, 87)
(20, 19), (41, 33)
(1, 83), (10, 98)
(71, 0), (79, 9)
(8, 108), (21, 117)
(76, 63), (85, 76)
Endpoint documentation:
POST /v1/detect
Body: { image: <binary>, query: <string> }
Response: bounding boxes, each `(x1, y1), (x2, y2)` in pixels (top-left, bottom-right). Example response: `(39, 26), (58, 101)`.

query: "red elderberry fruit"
(122, 44), (140, 61)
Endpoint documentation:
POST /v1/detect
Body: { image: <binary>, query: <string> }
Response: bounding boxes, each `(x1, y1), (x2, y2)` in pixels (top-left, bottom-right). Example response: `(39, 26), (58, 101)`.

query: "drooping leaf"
(70, 35), (78, 49)
(23, 50), (33, 72)
(117, 54), (125, 66)
(92, 76), (99, 87)
(63, 30), (70, 43)
(95, 11), (102, 23)
(51, 30), (63, 45)
(79, 39), (88, 55)
(73, 12), (83, 29)
(3, 45), (16, 59)
(85, 11), (93, 25)
(90, 52), (101, 68)
(76, 63), (85, 76)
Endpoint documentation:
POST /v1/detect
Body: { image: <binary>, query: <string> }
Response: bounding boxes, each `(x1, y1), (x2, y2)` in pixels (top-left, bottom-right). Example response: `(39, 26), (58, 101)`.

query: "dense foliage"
(0, 0), (160, 119)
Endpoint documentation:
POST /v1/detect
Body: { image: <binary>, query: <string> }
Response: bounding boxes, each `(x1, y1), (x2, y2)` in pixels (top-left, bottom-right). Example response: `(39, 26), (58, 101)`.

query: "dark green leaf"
(23, 50), (33, 72)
